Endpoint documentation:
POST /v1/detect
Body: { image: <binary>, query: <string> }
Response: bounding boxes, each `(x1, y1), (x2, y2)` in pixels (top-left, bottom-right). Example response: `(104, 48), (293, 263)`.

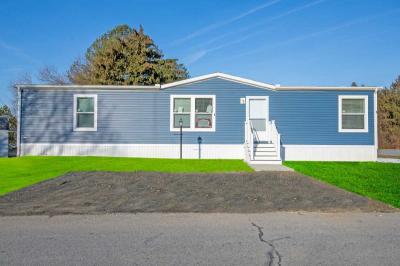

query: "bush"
(378, 76), (400, 149)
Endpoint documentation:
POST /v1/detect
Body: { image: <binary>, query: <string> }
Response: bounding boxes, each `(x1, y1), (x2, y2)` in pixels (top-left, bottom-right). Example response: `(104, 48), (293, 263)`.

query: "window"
(195, 98), (213, 128)
(173, 98), (191, 128)
(170, 95), (215, 131)
(338, 95), (368, 133)
(73, 94), (97, 131)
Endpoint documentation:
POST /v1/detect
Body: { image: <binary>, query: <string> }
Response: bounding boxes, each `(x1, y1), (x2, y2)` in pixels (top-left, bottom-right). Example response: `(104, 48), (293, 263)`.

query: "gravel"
(0, 171), (393, 216)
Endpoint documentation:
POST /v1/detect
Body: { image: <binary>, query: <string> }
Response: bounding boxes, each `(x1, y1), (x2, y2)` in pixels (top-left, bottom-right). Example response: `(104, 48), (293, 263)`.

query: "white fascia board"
(16, 73), (383, 91)
(16, 84), (161, 90)
(16, 86), (21, 156)
(278, 86), (382, 91)
(161, 72), (276, 90)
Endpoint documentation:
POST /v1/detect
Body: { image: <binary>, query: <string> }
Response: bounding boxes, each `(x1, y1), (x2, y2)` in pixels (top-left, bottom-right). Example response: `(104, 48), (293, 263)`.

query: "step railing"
(246, 120), (281, 161)
(245, 120), (255, 160)
(269, 120), (281, 160)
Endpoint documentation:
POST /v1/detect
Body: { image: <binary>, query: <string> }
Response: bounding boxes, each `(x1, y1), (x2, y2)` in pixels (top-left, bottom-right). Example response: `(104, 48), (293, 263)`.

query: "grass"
(0, 156), (252, 196)
(284, 161), (400, 208)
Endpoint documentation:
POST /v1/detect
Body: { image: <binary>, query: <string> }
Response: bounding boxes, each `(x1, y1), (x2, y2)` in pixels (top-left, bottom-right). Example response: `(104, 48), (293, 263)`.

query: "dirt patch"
(0, 171), (394, 216)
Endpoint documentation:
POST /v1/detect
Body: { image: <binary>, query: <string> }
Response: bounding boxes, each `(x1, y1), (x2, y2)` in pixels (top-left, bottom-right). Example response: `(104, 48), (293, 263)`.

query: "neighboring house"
(16, 73), (380, 164)
(0, 116), (9, 157)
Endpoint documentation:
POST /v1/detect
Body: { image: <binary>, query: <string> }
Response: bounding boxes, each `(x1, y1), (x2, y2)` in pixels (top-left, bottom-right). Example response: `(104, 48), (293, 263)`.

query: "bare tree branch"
(37, 65), (69, 85)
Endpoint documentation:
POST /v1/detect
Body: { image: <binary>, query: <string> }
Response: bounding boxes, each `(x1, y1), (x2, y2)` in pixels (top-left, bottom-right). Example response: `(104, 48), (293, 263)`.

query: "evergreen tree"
(68, 25), (188, 85)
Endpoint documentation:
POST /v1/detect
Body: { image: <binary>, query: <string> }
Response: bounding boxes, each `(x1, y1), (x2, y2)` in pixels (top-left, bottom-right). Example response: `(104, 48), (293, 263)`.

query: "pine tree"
(68, 25), (188, 85)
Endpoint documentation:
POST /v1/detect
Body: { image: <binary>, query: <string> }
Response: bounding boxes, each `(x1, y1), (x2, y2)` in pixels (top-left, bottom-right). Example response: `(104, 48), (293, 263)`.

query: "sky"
(1, 0), (400, 105)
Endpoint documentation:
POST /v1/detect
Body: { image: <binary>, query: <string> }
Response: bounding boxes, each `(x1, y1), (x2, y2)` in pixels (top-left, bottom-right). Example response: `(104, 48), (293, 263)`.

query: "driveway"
(0, 171), (392, 216)
(1, 212), (400, 265)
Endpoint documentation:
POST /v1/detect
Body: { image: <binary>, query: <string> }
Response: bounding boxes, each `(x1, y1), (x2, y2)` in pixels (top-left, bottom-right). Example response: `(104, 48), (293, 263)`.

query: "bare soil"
(0, 171), (394, 216)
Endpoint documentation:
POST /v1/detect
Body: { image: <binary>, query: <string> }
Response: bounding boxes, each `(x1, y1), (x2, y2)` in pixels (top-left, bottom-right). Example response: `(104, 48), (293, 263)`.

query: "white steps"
(248, 142), (281, 164)
(245, 120), (282, 164)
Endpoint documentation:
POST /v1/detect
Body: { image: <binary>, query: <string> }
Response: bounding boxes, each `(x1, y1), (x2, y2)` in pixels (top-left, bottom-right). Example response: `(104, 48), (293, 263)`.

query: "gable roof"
(161, 72), (381, 91)
(16, 72), (382, 91)
(161, 72), (276, 90)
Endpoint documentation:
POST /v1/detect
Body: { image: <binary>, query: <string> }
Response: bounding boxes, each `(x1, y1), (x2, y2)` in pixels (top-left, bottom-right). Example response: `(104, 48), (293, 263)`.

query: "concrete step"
(249, 159), (282, 165)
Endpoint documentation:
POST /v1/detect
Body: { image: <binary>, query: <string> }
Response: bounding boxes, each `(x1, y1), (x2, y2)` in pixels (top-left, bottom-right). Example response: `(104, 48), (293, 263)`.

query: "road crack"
(251, 222), (288, 266)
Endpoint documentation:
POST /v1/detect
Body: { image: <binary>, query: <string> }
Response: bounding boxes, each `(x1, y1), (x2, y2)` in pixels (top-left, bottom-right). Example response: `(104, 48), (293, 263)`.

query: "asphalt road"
(1, 212), (399, 266)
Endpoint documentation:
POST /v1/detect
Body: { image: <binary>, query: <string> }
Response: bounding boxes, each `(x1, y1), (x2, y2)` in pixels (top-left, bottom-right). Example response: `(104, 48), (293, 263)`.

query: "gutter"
(276, 86), (383, 91)
(15, 73), (382, 92)
(16, 84), (382, 92)
(17, 84), (161, 90)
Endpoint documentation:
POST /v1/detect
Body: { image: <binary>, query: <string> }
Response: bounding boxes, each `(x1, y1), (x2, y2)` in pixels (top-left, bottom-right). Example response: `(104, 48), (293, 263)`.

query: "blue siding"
(21, 78), (375, 145)
(0, 131), (8, 157)
(0, 117), (8, 157)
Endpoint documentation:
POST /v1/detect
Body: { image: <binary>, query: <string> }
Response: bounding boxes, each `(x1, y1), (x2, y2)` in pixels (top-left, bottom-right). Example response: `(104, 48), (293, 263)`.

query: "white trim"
(277, 86), (381, 91)
(245, 96), (269, 122)
(338, 95), (368, 133)
(245, 96), (269, 143)
(170, 95), (216, 132)
(374, 89), (378, 153)
(73, 94), (98, 132)
(162, 72), (276, 90)
(20, 143), (245, 159)
(283, 145), (377, 161)
(16, 86), (21, 156)
(16, 72), (382, 91)
(17, 84), (161, 90)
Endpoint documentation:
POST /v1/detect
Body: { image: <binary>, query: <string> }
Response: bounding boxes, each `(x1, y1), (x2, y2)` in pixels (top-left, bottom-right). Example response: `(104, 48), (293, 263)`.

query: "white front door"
(246, 96), (269, 142)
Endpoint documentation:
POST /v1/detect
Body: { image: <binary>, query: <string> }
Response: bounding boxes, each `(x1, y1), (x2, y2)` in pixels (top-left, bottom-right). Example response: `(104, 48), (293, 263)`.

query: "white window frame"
(73, 94), (97, 132)
(338, 95), (368, 133)
(170, 95), (216, 132)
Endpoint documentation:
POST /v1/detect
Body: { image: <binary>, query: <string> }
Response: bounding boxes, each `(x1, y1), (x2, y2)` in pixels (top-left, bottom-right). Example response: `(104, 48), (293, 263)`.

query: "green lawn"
(0, 156), (252, 196)
(284, 161), (400, 208)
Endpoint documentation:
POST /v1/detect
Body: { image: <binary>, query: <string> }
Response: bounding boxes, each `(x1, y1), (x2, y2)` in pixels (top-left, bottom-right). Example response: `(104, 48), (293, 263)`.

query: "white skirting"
(21, 143), (246, 159)
(282, 145), (377, 161)
(21, 143), (377, 161)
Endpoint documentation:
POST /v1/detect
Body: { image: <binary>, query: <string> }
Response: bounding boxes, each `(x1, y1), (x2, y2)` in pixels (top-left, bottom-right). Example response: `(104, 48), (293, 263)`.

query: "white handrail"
(270, 120), (281, 160)
(247, 120), (280, 161)
(250, 121), (254, 160)
(245, 120), (254, 160)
